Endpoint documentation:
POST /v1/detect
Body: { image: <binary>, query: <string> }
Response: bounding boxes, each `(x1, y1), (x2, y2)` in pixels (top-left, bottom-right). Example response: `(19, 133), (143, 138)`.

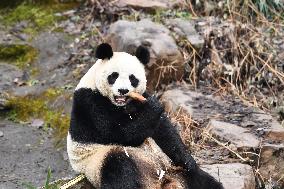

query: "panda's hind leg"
(101, 150), (143, 189)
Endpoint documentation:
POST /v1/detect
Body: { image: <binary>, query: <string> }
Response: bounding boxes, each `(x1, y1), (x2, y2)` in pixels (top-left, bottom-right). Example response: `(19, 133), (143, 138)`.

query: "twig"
(60, 174), (86, 189)
(203, 131), (252, 163)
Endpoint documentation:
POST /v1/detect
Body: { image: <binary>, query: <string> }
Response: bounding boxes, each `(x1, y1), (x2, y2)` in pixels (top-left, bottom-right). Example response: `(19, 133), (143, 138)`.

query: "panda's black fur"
(67, 43), (224, 189)
(95, 43), (113, 59)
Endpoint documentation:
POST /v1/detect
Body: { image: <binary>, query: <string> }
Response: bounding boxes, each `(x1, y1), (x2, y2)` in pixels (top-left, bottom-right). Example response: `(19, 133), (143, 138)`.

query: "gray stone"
(10, 85), (44, 97)
(10, 21), (28, 33)
(30, 119), (44, 129)
(0, 131), (3, 137)
(0, 93), (9, 110)
(0, 63), (23, 92)
(32, 32), (71, 72)
(61, 10), (76, 16)
(207, 119), (260, 149)
(166, 18), (204, 49)
(116, 0), (183, 11)
(107, 19), (184, 91)
(253, 113), (284, 141)
(161, 87), (202, 114)
(201, 163), (255, 189)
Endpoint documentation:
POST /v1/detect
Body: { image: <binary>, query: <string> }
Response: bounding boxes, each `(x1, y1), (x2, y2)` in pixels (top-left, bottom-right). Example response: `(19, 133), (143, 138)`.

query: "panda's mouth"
(114, 96), (129, 105)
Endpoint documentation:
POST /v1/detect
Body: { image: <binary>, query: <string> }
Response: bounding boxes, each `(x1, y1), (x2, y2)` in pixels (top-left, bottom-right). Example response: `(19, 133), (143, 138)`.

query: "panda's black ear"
(135, 46), (150, 65)
(95, 43), (113, 59)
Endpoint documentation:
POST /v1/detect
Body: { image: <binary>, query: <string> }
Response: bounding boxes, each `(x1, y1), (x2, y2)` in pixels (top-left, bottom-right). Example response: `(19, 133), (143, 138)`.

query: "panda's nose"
(118, 89), (129, 95)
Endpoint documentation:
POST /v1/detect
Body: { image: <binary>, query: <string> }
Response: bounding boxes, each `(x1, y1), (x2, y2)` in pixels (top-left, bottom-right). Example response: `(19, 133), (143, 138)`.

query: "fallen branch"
(60, 174), (86, 189)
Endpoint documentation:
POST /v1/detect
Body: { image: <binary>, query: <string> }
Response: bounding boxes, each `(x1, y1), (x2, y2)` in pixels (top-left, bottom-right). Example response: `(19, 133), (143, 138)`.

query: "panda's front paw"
(145, 96), (164, 115)
(187, 167), (224, 189)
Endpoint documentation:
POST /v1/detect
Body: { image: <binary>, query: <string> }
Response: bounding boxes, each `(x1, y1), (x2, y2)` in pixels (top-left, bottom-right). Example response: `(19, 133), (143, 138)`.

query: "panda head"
(76, 43), (150, 107)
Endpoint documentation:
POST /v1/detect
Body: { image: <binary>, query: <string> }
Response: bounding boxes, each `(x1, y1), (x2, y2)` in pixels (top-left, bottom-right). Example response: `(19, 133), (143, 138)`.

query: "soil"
(0, 119), (74, 188)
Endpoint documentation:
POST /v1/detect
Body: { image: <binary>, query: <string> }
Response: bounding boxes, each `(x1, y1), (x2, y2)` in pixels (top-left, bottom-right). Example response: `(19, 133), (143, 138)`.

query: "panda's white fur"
(76, 52), (147, 106)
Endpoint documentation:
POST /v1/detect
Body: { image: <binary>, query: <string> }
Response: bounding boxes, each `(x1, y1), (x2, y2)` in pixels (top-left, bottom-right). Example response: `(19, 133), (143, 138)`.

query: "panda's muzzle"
(114, 96), (129, 104)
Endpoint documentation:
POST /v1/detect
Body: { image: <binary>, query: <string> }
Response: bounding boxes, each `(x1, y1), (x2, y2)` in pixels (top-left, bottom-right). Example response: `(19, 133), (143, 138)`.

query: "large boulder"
(106, 19), (184, 91)
(166, 18), (204, 49)
(161, 86), (284, 142)
(208, 119), (260, 150)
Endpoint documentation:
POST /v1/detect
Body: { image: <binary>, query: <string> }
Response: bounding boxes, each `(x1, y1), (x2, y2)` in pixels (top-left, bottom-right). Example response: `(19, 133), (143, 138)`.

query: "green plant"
(2, 3), (56, 30)
(152, 9), (192, 23)
(0, 44), (38, 69)
(0, 0), (80, 8)
(22, 167), (59, 189)
(6, 88), (71, 142)
(0, 2), (77, 35)
(224, 0), (284, 20)
(252, 0), (283, 17)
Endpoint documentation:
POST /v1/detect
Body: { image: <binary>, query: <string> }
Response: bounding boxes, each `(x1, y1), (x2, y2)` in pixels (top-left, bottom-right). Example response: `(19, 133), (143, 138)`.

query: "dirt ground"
(0, 119), (74, 188)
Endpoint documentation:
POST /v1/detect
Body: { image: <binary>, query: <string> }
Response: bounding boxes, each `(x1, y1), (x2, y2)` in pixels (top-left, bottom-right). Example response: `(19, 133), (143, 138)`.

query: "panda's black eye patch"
(107, 72), (119, 85)
(129, 74), (139, 87)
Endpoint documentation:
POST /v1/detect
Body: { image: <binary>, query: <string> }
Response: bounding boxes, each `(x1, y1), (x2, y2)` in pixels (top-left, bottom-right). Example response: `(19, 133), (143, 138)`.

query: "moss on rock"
(0, 44), (38, 69)
(1, 2), (79, 35)
(6, 88), (70, 142)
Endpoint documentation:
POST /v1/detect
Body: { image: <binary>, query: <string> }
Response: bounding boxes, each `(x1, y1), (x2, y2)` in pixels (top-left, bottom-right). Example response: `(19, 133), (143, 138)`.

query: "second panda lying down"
(67, 43), (224, 189)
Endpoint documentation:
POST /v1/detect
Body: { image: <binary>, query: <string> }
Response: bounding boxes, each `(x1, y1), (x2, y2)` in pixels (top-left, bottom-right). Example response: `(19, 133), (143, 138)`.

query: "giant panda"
(67, 43), (224, 189)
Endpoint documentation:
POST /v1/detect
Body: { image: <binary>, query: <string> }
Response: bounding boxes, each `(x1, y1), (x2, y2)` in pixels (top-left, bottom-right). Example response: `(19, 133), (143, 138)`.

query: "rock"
(10, 86), (44, 97)
(30, 119), (44, 129)
(161, 87), (202, 114)
(207, 119), (260, 149)
(0, 63), (23, 92)
(14, 33), (29, 41)
(116, 0), (183, 11)
(240, 121), (256, 128)
(107, 19), (184, 91)
(32, 32), (71, 72)
(10, 21), (28, 33)
(259, 143), (284, 181)
(31, 32), (73, 88)
(166, 18), (204, 49)
(0, 131), (3, 137)
(0, 93), (9, 110)
(48, 94), (73, 115)
(161, 86), (284, 142)
(252, 113), (284, 142)
(201, 163), (256, 189)
(61, 10), (76, 16)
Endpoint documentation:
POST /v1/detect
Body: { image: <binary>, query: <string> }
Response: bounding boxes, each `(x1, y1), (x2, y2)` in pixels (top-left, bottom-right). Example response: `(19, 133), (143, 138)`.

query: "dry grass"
(153, 59), (180, 89)
(167, 106), (256, 164)
(171, 1), (283, 117)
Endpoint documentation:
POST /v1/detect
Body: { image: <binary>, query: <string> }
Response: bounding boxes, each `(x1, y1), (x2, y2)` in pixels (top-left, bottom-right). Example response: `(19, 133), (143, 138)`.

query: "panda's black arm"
(153, 115), (225, 189)
(152, 114), (197, 172)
